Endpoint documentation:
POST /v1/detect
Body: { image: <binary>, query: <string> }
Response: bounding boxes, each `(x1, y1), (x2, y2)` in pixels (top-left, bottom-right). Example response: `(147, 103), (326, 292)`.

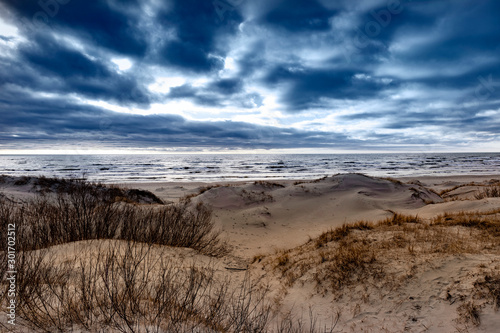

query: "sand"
(1, 173), (500, 332)
(121, 174), (494, 255)
(125, 173), (500, 332)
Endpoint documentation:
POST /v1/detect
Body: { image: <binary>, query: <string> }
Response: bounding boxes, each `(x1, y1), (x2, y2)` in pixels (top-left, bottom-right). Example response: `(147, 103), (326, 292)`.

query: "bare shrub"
(118, 202), (228, 257)
(1, 179), (228, 257)
(32, 176), (163, 204)
(9, 237), (339, 332)
(16, 250), (75, 331)
(14, 176), (31, 186)
(12, 241), (272, 332)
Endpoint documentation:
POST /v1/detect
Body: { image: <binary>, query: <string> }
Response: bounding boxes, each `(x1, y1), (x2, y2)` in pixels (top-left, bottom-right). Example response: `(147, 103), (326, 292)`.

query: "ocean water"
(0, 153), (499, 183)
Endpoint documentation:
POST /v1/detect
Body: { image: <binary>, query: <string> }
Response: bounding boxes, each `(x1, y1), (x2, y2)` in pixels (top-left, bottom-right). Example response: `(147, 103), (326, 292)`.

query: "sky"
(0, 0), (499, 154)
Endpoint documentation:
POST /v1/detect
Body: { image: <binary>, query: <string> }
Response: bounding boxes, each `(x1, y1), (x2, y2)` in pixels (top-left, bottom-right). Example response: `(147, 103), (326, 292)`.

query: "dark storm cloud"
(167, 84), (222, 107)
(167, 79), (254, 108)
(0, 34), (151, 106)
(235, 40), (268, 77)
(353, 0), (441, 47)
(0, 0), (245, 105)
(389, 1), (500, 62)
(264, 66), (396, 111)
(0, 0), (153, 107)
(168, 84), (198, 99)
(378, 1), (500, 92)
(2, 0), (147, 56)
(256, 0), (337, 32)
(257, 1), (497, 108)
(156, 0), (243, 73)
(160, 40), (225, 73)
(0, 88), (359, 150)
(211, 78), (243, 95)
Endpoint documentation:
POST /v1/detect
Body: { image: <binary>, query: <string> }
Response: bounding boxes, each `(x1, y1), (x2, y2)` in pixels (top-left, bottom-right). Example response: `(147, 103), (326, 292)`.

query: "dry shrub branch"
(0, 179), (228, 257)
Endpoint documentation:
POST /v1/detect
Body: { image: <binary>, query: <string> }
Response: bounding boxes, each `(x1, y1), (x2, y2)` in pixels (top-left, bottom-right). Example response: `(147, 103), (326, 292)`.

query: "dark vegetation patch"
(253, 180), (285, 189)
(0, 178), (225, 256)
(31, 176), (164, 204)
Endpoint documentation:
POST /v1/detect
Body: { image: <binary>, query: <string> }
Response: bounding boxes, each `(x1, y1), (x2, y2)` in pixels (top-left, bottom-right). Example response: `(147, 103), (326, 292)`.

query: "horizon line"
(1, 149), (499, 155)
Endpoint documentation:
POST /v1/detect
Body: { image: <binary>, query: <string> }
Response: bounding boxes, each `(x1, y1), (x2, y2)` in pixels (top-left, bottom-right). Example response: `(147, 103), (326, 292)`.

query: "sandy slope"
(130, 173), (500, 332)
(187, 174), (442, 258)
(126, 174), (500, 258)
(264, 254), (500, 332)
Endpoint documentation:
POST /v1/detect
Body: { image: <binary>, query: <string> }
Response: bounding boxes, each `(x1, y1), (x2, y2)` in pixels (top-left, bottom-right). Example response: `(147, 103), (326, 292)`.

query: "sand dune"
(135, 173), (500, 332)
(177, 174), (441, 257)
(1, 173), (500, 332)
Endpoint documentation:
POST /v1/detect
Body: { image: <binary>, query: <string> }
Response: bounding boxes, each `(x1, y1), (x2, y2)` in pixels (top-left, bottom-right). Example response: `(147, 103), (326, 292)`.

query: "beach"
(2, 0), (499, 330)
(1, 173), (500, 332)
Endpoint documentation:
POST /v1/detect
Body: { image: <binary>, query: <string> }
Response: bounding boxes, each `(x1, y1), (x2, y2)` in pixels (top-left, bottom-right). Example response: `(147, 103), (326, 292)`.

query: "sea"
(0, 153), (499, 183)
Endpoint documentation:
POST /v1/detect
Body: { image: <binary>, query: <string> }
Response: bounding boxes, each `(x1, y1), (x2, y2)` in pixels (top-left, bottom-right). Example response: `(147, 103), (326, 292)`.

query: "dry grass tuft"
(380, 177), (403, 185)
(32, 175), (164, 204)
(314, 238), (377, 290)
(432, 211), (500, 239)
(180, 185), (224, 202)
(293, 176), (328, 186)
(276, 252), (291, 267)
(14, 176), (31, 186)
(241, 189), (274, 204)
(475, 186), (500, 200)
(261, 211), (500, 309)
(439, 182), (478, 196)
(458, 301), (481, 326)
(315, 221), (374, 247)
(379, 213), (422, 226)
(198, 184), (222, 194)
(474, 274), (500, 310)
(254, 181), (285, 189)
(273, 307), (340, 333)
